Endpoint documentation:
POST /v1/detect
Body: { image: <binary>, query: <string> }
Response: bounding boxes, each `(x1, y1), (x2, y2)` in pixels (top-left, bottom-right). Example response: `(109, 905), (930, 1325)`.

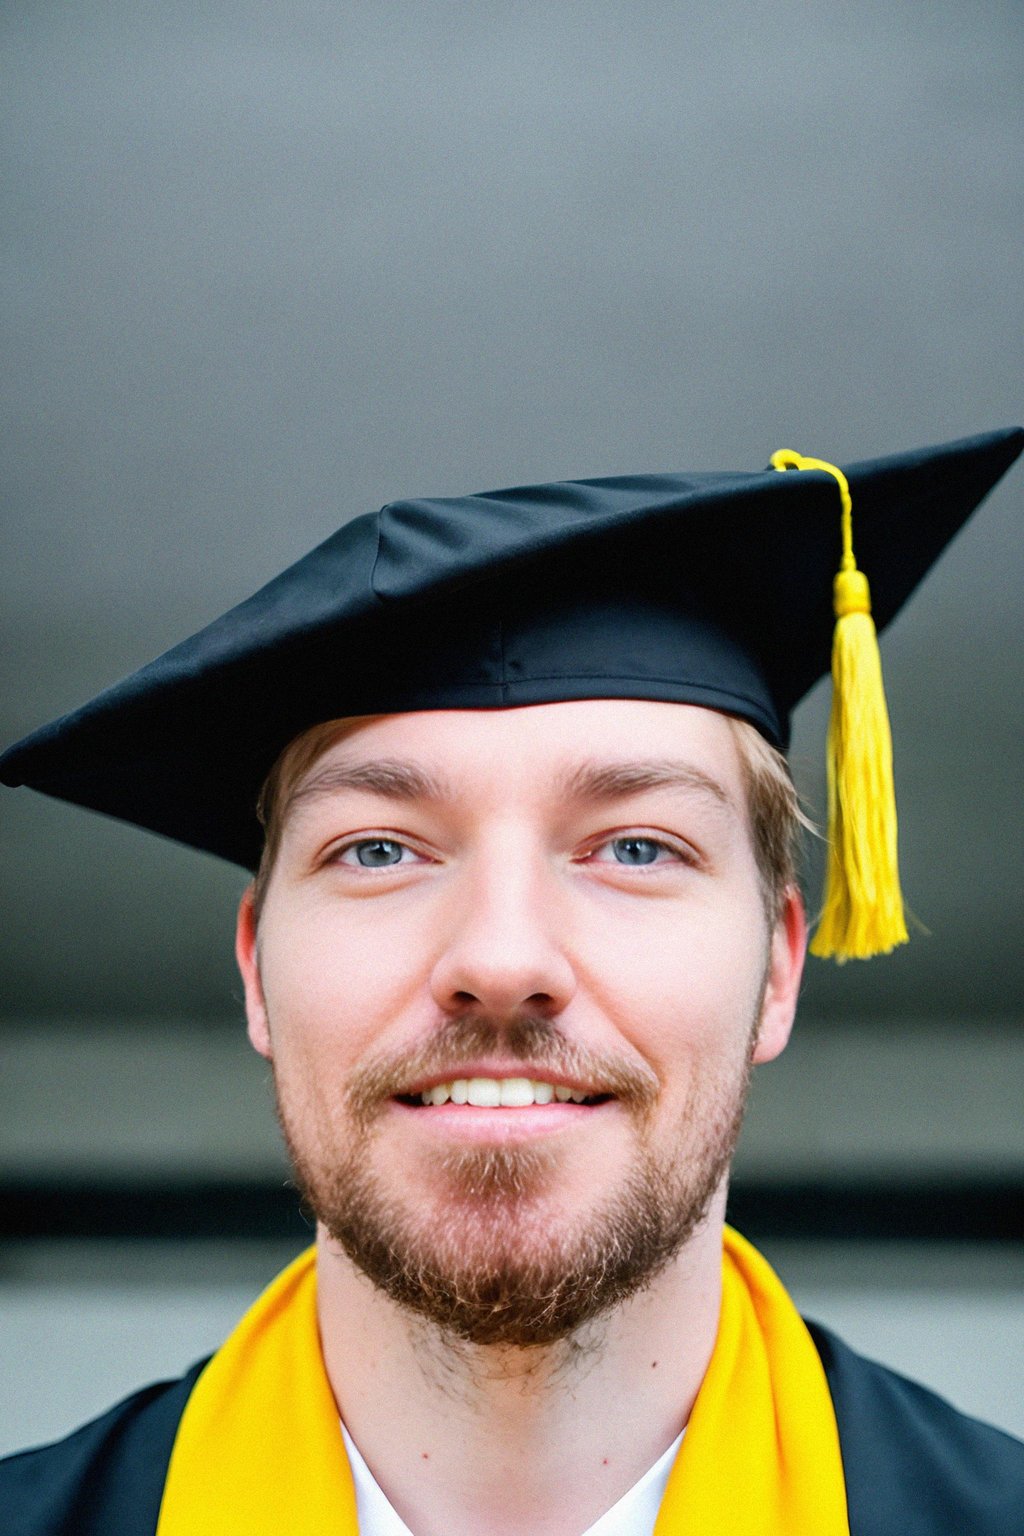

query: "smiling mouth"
(395, 1077), (614, 1108)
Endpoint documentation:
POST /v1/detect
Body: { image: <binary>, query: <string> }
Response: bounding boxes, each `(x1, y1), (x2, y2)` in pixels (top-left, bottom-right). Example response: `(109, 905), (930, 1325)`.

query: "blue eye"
(584, 835), (682, 869)
(342, 839), (408, 867)
(611, 836), (661, 865)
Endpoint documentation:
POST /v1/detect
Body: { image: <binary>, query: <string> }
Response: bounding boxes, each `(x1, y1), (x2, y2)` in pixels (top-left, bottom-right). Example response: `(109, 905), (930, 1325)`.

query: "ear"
(751, 885), (807, 1065)
(236, 885), (273, 1060)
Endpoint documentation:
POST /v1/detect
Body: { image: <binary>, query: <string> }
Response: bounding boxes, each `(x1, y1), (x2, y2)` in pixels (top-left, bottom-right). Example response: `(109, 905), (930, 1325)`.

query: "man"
(2, 428), (1023, 1534)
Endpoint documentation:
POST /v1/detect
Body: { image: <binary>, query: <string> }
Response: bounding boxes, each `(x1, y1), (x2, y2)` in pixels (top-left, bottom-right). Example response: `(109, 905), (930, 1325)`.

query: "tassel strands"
(770, 450), (908, 961)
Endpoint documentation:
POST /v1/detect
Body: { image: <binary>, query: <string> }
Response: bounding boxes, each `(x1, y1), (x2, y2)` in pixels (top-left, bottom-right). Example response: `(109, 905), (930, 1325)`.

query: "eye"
(589, 835), (684, 867)
(337, 838), (415, 868)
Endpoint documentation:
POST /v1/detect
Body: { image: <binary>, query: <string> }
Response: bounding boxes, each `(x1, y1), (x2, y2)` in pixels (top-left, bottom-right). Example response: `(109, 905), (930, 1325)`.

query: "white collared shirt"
(340, 1421), (685, 1536)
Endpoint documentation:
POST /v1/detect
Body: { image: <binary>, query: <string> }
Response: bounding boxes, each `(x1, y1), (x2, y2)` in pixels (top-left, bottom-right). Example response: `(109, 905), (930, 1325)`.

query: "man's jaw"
(276, 1033), (747, 1348)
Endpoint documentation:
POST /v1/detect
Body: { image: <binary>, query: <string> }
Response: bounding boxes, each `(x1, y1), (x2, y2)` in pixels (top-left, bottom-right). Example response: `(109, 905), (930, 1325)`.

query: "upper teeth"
(418, 1078), (592, 1107)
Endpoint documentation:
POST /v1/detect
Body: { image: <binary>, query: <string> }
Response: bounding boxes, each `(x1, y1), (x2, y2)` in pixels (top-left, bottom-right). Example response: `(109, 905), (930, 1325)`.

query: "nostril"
(447, 990), (559, 1015)
(430, 945), (577, 1019)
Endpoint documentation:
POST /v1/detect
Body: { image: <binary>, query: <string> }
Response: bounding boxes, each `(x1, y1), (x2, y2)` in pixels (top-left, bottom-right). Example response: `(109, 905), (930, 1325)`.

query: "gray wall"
(2, 0), (1022, 1029)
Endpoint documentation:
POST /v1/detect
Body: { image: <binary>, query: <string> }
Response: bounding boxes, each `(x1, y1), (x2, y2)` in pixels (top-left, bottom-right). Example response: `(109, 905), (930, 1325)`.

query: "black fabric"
(810, 1321), (1024, 1535)
(3, 1328), (1023, 1534)
(0, 1360), (206, 1536)
(2, 428), (1021, 869)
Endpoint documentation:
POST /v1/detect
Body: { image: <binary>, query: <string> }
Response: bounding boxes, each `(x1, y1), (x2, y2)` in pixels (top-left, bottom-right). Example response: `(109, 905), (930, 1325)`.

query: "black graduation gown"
(2, 1324), (1022, 1535)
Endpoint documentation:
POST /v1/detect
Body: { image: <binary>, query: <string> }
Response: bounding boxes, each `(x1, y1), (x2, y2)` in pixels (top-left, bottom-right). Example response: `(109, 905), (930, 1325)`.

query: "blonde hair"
(725, 716), (811, 926)
(252, 712), (808, 924)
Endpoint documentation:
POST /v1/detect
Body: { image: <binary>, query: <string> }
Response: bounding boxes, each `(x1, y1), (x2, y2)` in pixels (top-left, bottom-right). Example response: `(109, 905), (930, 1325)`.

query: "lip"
(388, 1096), (617, 1144)
(395, 1063), (612, 1099)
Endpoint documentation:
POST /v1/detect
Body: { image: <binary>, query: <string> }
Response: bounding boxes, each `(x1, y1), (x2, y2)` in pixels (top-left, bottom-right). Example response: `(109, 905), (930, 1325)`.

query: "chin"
(286, 1120), (739, 1348)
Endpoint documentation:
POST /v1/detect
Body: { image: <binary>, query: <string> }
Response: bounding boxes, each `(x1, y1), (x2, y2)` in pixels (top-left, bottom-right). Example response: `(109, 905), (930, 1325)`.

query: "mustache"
(345, 1013), (659, 1123)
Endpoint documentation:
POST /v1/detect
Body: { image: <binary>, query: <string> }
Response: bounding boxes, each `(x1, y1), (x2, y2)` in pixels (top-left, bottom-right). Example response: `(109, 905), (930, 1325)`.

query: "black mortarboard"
(2, 427), (1021, 955)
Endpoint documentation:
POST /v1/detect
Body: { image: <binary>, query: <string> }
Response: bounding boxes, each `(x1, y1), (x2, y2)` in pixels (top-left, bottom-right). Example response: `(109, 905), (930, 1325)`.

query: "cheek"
(256, 903), (421, 1069)
(578, 888), (768, 1070)
(581, 876), (768, 989)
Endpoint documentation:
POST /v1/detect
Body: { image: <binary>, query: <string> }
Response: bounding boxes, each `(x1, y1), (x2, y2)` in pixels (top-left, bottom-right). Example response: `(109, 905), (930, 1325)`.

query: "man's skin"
(236, 699), (807, 1536)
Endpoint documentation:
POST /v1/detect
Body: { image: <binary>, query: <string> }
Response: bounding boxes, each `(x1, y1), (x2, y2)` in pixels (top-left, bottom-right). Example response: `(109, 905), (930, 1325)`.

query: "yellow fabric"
(655, 1227), (849, 1534)
(157, 1228), (849, 1535)
(156, 1247), (359, 1536)
(771, 447), (908, 961)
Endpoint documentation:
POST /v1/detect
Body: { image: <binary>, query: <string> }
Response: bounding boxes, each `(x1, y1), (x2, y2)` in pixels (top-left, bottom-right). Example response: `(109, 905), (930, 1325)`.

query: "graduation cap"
(2, 426), (1021, 960)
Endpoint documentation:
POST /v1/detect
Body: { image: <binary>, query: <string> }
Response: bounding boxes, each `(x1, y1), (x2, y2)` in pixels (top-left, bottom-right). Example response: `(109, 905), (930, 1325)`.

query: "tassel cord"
(769, 448), (908, 961)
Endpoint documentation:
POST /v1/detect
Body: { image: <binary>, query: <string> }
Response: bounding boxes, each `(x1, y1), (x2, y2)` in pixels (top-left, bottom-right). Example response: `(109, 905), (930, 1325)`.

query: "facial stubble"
(271, 1006), (760, 1349)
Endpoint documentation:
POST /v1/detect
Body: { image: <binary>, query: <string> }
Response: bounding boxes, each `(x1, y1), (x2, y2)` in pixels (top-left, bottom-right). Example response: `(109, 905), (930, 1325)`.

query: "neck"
(316, 1193), (726, 1536)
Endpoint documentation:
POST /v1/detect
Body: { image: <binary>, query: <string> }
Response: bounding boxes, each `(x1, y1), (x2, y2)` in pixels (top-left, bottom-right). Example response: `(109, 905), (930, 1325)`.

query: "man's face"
(237, 701), (805, 1346)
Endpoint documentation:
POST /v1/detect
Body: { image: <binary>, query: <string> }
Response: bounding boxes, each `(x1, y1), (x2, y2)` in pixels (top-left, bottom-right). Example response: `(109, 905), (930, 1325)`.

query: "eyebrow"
(556, 759), (734, 809)
(288, 758), (452, 813)
(288, 754), (735, 816)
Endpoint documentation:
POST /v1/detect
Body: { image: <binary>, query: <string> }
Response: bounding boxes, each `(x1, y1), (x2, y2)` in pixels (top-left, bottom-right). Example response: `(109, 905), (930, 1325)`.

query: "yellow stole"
(157, 1227), (849, 1535)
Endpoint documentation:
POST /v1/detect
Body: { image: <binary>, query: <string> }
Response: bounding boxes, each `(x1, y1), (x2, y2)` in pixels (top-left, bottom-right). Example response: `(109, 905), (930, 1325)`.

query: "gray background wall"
(2, 0), (1022, 1028)
(1, 0), (1021, 1455)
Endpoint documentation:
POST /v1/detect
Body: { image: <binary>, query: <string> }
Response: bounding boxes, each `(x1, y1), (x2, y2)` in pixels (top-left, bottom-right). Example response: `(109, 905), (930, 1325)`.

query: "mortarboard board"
(2, 426), (1021, 958)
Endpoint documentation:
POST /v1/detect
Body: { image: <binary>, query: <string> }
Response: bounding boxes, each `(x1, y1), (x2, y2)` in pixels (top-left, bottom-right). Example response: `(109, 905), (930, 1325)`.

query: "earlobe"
(236, 886), (273, 1060)
(752, 886), (807, 1065)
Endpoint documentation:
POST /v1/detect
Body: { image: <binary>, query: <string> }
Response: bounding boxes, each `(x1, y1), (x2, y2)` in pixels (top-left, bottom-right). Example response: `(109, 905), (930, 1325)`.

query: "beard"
(274, 1012), (755, 1349)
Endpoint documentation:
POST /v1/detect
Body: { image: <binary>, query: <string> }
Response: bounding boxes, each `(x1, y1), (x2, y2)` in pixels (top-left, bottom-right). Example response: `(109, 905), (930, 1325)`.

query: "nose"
(429, 841), (577, 1018)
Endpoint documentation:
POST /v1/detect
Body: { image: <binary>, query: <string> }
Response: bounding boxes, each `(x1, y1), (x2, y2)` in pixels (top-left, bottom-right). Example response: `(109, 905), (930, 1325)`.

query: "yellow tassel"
(770, 449), (909, 961)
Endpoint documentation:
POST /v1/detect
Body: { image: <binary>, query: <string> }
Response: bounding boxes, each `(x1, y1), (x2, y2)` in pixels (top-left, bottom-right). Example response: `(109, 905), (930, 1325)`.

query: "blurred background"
(1, 0), (1021, 1454)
